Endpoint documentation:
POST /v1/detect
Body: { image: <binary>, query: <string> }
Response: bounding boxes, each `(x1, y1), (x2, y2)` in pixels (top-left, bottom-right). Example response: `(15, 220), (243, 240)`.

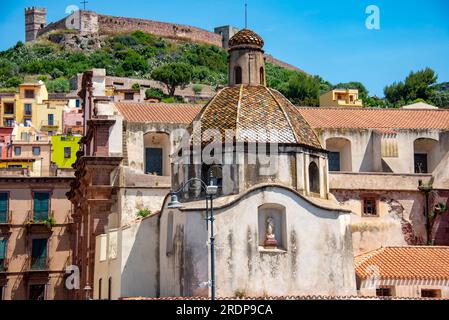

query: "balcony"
(24, 257), (51, 279)
(40, 120), (60, 131)
(26, 210), (55, 234)
(0, 167), (30, 177)
(0, 210), (11, 232)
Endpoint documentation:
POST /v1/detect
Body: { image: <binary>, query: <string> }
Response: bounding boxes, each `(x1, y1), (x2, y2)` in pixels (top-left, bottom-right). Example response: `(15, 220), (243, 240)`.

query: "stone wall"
(97, 13), (222, 47)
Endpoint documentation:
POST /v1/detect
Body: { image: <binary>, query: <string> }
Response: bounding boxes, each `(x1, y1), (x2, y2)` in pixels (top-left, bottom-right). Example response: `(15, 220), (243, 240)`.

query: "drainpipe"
(418, 180), (433, 245)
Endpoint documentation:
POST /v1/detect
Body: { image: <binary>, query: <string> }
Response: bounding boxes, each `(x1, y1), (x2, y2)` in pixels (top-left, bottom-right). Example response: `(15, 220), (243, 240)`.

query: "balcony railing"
(0, 258), (9, 272)
(40, 120), (60, 128)
(30, 257), (49, 271)
(27, 210), (54, 223)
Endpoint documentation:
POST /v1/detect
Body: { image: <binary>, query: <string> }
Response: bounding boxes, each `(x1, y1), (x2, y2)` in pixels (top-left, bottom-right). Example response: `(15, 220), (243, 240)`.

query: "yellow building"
(0, 93), (17, 128)
(0, 82), (49, 128)
(319, 89), (363, 107)
(35, 97), (66, 135)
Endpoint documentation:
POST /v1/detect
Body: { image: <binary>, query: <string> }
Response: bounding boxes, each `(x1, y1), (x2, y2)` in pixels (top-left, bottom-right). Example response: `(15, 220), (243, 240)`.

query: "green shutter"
(34, 192), (49, 221)
(0, 239), (6, 259)
(0, 193), (7, 224)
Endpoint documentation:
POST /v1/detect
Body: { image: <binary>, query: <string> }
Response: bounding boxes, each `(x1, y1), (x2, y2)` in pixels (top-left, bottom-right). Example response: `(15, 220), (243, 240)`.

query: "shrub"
(137, 208), (151, 218)
(145, 87), (165, 100)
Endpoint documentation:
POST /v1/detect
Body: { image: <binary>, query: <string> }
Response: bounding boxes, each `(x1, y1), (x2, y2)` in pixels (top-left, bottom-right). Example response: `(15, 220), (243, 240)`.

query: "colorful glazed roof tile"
(229, 29), (265, 48)
(297, 107), (449, 130)
(355, 246), (449, 280)
(114, 103), (202, 124)
(189, 85), (323, 149)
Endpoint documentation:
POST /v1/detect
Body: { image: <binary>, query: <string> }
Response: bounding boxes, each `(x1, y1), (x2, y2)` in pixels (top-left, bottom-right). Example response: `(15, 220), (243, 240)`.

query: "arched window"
(98, 278), (102, 300)
(308, 162), (320, 194)
(108, 277), (112, 300)
(235, 66), (242, 85)
(260, 67), (265, 85)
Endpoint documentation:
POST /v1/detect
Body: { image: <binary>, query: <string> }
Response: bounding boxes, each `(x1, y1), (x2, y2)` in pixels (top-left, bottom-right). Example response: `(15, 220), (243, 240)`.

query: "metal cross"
(81, 0), (88, 10)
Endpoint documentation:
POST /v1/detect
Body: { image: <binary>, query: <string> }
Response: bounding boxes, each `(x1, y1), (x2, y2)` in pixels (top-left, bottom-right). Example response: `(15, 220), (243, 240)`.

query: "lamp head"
(167, 193), (183, 209)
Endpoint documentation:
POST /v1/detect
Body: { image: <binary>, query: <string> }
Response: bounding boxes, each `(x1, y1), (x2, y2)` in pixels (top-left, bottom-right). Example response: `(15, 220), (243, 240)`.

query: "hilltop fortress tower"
(25, 7), (47, 42)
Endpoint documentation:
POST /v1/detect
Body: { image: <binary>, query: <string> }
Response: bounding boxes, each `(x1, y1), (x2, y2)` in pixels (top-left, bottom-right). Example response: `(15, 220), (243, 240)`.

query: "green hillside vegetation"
(0, 30), (333, 106)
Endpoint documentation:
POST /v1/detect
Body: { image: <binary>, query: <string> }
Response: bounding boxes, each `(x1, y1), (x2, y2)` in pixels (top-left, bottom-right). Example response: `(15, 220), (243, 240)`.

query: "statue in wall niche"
(264, 216), (278, 248)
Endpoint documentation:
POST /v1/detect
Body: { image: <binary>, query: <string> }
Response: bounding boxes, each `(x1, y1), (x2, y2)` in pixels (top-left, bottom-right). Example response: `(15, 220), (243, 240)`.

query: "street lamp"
(167, 172), (218, 300)
(84, 284), (92, 300)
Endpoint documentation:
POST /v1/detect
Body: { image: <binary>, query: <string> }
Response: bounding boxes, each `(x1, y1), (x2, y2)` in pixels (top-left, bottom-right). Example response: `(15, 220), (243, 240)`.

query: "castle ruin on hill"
(24, 7), (303, 73)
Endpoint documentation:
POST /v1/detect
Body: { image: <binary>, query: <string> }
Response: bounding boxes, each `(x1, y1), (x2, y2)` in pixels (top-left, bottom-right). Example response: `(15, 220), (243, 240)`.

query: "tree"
(145, 88), (165, 100)
(45, 78), (70, 93)
(132, 83), (141, 90)
(151, 62), (192, 97)
(281, 73), (320, 106)
(384, 68), (438, 107)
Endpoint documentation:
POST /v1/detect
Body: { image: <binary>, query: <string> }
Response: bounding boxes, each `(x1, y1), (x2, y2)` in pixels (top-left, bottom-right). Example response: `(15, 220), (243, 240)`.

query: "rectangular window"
(414, 153), (428, 173)
(14, 147), (21, 156)
(124, 92), (134, 100)
(145, 148), (163, 176)
(0, 238), (6, 272)
(329, 152), (341, 172)
(4, 119), (14, 127)
(24, 104), (32, 116)
(21, 132), (29, 141)
(0, 193), (8, 224)
(376, 287), (392, 297)
(24, 90), (35, 99)
(33, 192), (50, 221)
(48, 114), (54, 126)
(31, 239), (47, 271)
(64, 147), (71, 159)
(76, 99), (81, 108)
(421, 289), (442, 298)
(4, 103), (14, 115)
(33, 147), (41, 156)
(363, 198), (377, 216)
(28, 284), (46, 300)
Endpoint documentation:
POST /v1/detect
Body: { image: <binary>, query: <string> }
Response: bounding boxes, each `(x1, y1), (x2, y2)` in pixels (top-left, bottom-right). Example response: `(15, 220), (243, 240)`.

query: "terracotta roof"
(229, 29), (264, 48)
(297, 107), (449, 131)
(189, 85), (323, 149)
(121, 295), (448, 300)
(114, 103), (203, 124)
(355, 246), (449, 280)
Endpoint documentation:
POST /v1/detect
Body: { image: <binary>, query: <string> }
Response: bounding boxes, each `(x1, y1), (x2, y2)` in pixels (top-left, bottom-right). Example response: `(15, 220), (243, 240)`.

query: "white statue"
(264, 216), (278, 248)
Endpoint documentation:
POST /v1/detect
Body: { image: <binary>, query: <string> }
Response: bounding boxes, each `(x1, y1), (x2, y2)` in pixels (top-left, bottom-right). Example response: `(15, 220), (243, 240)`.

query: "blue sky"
(1, 0), (448, 96)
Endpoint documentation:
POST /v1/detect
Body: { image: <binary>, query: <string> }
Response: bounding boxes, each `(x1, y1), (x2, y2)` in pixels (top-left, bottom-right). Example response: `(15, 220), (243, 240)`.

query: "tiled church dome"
(189, 85), (323, 149)
(228, 29), (265, 48)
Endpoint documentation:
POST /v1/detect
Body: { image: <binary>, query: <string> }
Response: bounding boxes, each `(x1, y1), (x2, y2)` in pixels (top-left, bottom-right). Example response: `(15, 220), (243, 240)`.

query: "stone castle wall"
(37, 10), (223, 47)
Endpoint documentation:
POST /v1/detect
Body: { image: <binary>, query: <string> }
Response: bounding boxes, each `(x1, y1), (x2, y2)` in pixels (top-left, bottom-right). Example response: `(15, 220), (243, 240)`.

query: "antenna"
(245, 1), (248, 29)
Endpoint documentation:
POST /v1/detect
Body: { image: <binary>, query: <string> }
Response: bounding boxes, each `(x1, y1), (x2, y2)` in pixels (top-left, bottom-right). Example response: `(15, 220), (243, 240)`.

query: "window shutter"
(0, 239), (6, 259)
(0, 193), (7, 213)
(34, 192), (49, 220)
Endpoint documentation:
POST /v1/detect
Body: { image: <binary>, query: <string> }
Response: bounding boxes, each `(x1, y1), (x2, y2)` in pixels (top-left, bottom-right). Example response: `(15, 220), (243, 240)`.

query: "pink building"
(62, 109), (84, 135)
(0, 128), (13, 159)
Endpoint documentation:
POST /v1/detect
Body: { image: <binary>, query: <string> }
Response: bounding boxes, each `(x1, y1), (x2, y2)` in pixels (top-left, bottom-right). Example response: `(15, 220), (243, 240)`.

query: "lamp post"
(167, 173), (218, 300)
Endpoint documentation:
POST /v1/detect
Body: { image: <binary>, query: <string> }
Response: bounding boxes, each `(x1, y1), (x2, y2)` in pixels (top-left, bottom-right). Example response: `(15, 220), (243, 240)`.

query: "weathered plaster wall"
(332, 190), (426, 255)
(159, 187), (356, 298)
